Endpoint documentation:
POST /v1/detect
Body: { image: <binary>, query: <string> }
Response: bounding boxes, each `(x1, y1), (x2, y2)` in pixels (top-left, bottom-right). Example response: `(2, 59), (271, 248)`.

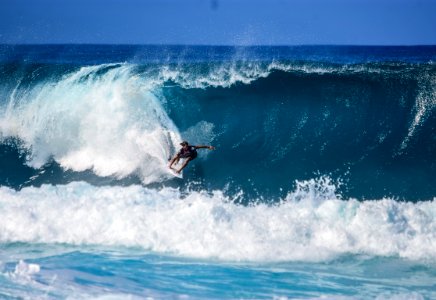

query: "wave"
(0, 179), (434, 262)
(0, 64), (181, 184)
(0, 59), (435, 199)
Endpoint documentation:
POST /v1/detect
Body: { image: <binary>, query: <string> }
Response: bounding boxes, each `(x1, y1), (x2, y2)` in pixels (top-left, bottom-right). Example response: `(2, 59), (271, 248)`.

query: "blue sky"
(1, 0), (435, 45)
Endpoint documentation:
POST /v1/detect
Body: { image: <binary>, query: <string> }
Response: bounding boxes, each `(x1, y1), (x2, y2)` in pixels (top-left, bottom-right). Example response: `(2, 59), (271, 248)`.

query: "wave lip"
(0, 180), (434, 262)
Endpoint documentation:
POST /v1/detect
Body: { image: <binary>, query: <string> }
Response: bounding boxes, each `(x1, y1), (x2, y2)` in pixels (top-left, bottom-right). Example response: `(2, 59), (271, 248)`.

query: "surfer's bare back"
(169, 141), (215, 173)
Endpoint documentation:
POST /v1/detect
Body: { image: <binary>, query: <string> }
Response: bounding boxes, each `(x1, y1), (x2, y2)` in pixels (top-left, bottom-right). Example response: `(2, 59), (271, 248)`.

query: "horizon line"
(1, 43), (436, 48)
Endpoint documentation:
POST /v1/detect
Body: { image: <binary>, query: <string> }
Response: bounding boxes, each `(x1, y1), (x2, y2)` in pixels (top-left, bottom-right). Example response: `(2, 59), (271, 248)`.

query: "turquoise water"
(0, 45), (435, 299)
(2, 244), (435, 299)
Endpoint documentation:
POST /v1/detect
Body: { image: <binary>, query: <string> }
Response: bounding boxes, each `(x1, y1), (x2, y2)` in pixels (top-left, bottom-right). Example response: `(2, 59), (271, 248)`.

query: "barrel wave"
(0, 45), (435, 200)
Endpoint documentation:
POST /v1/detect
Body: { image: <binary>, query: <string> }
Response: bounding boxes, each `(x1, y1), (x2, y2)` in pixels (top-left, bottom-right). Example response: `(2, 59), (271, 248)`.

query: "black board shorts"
(180, 150), (197, 160)
(187, 151), (197, 160)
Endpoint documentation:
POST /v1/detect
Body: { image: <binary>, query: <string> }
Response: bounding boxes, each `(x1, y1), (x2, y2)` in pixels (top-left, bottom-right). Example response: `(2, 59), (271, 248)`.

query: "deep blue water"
(0, 45), (435, 299)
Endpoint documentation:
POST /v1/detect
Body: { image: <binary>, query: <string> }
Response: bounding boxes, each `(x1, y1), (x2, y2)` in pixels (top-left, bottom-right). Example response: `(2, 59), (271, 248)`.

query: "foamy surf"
(0, 179), (434, 262)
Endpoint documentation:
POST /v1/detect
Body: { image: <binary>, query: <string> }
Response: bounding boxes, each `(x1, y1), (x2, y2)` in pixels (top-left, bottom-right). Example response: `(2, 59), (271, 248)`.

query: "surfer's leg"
(169, 155), (180, 168)
(177, 157), (192, 173)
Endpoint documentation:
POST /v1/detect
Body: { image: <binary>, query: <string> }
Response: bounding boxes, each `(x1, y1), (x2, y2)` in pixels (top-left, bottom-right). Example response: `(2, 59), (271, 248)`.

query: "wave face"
(0, 45), (435, 200)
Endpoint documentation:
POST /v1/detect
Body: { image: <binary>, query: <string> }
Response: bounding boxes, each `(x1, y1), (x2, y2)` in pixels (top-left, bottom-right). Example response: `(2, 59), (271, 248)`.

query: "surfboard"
(169, 166), (183, 178)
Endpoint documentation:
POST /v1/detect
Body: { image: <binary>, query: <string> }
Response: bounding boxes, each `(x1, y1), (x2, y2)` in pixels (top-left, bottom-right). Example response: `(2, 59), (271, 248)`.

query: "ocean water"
(0, 45), (435, 299)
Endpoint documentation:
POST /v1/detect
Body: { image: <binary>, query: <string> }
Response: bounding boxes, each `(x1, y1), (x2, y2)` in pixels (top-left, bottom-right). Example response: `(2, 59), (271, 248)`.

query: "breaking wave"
(0, 179), (434, 262)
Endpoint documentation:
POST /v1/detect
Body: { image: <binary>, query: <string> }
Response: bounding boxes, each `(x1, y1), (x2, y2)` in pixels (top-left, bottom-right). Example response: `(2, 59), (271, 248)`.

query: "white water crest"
(0, 64), (181, 183)
(8, 260), (40, 281)
(0, 179), (434, 262)
(144, 60), (396, 89)
(400, 71), (436, 152)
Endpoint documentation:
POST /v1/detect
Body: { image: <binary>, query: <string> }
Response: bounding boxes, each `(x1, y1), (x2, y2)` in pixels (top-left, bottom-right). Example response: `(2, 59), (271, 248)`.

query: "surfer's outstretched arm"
(194, 145), (215, 150)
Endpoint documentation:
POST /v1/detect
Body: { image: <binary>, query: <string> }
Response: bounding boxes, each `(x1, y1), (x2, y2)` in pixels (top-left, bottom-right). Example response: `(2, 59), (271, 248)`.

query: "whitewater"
(0, 45), (435, 299)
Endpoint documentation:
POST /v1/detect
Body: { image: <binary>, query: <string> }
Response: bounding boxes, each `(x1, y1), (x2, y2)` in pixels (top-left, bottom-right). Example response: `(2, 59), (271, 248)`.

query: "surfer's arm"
(194, 145), (215, 150)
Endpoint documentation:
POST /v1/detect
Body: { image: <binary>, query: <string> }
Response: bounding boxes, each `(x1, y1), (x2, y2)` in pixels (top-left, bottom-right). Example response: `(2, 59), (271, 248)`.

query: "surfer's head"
(180, 141), (189, 148)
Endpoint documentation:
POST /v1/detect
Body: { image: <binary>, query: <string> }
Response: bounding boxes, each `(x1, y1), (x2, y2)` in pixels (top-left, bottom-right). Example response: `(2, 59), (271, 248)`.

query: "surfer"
(169, 141), (215, 174)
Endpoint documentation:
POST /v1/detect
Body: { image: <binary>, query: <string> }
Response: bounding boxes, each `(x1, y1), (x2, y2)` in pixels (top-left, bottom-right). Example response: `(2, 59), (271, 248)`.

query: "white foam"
(142, 60), (383, 90)
(6, 260), (40, 282)
(152, 61), (388, 89)
(154, 62), (272, 88)
(0, 179), (434, 262)
(0, 64), (181, 183)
